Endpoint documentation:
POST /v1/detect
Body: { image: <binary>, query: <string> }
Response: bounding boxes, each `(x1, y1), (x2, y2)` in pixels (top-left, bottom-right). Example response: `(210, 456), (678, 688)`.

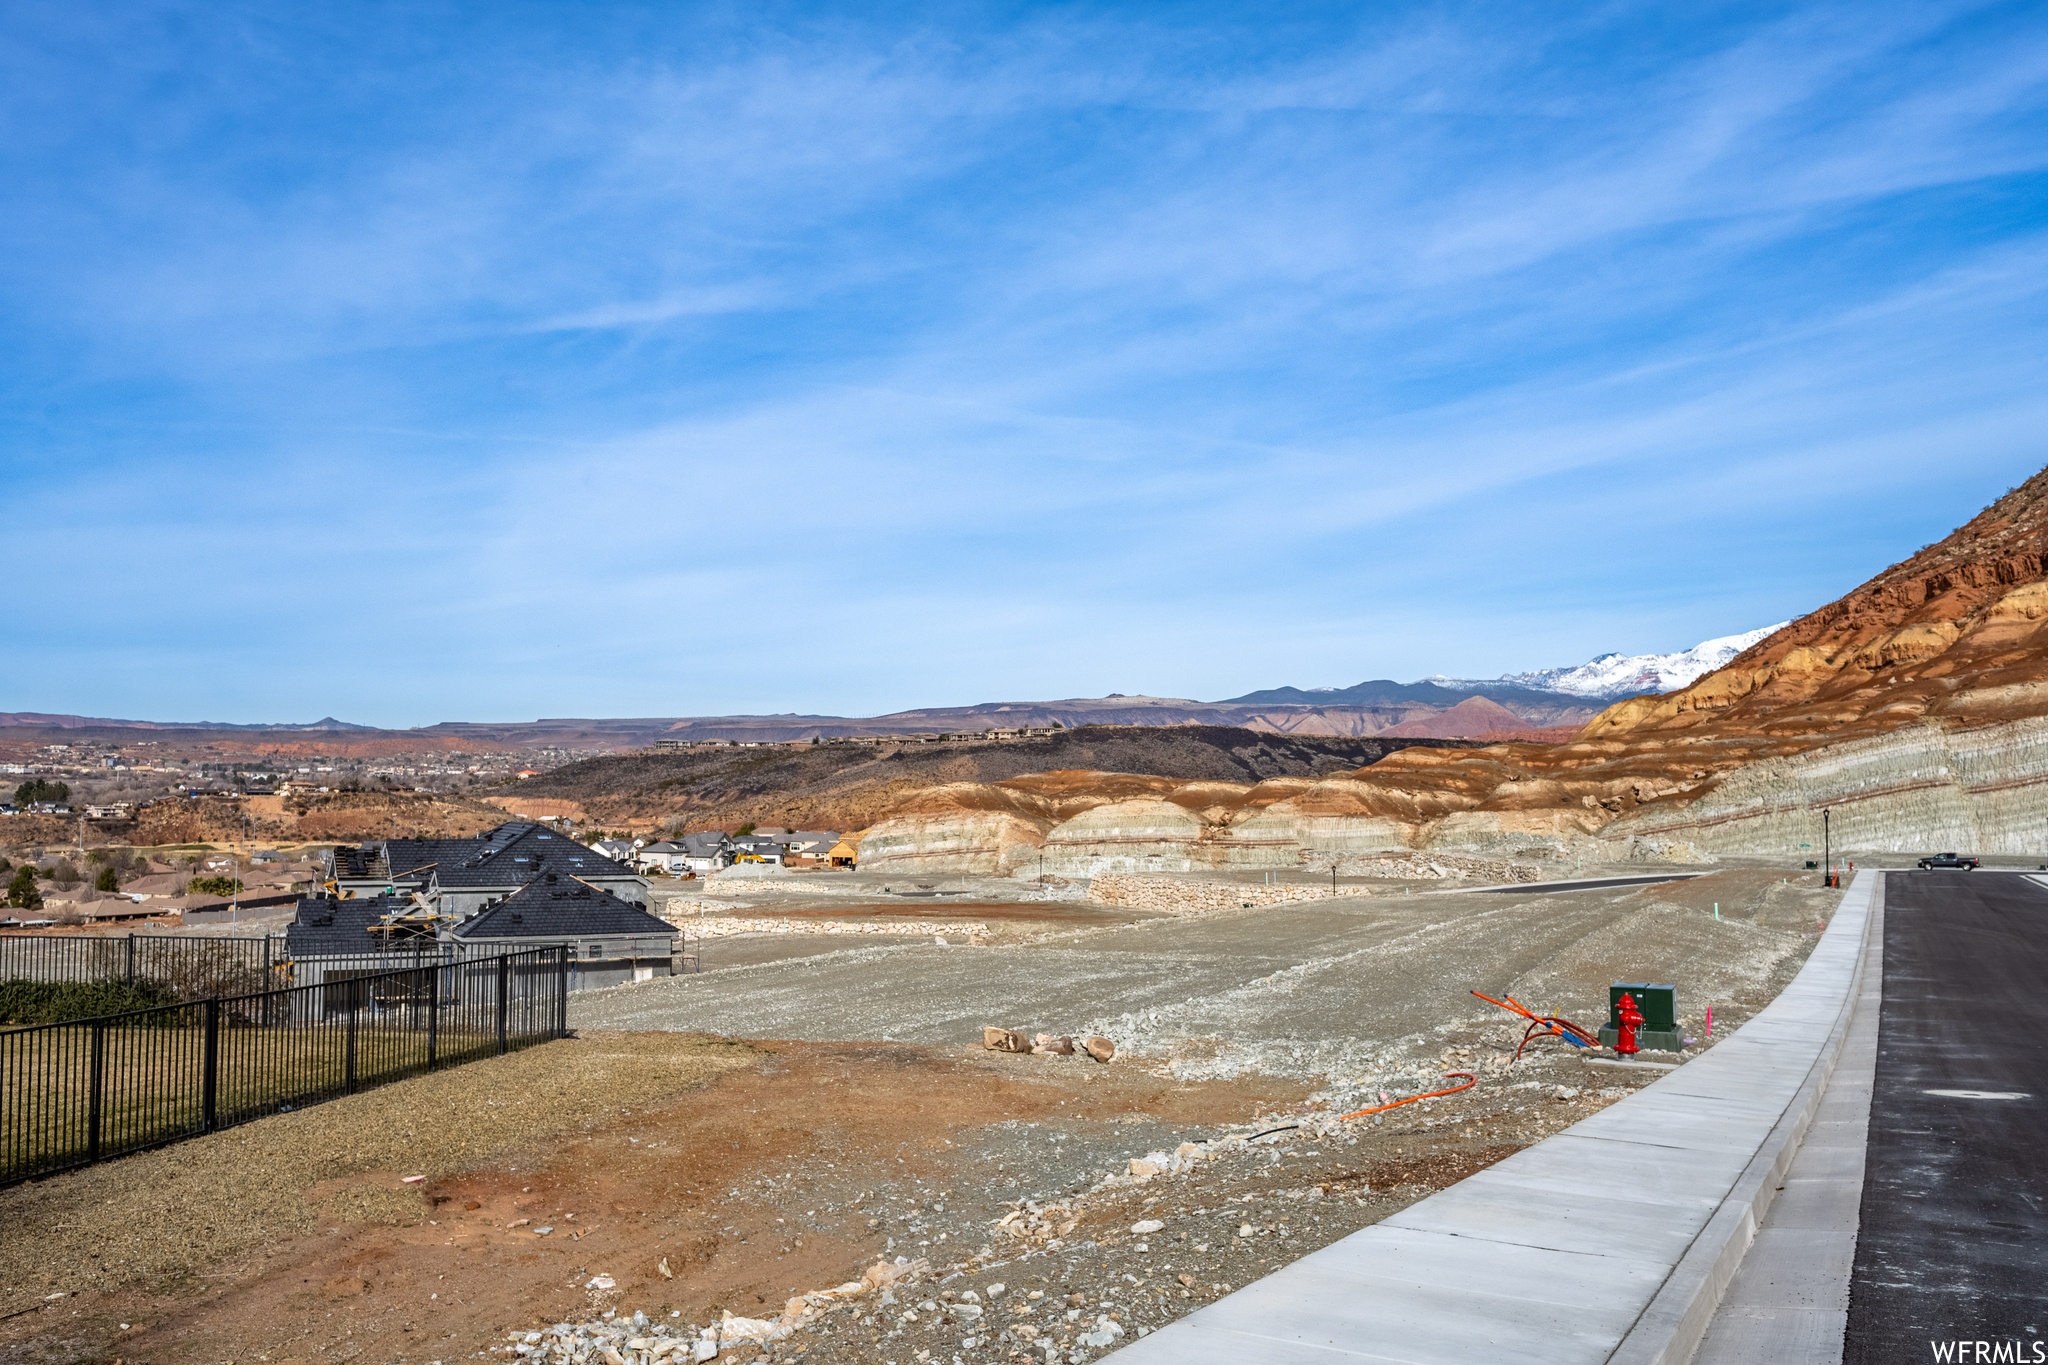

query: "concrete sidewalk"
(1693, 880), (1880, 1364)
(1112, 871), (1879, 1365)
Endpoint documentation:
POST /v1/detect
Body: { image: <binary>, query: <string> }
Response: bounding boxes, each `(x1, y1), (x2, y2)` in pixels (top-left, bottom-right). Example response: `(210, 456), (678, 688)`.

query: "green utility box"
(1597, 982), (1684, 1053)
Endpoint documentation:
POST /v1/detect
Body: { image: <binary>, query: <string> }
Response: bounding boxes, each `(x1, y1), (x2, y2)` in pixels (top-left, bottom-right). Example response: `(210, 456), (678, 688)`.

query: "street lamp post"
(1823, 807), (1832, 887)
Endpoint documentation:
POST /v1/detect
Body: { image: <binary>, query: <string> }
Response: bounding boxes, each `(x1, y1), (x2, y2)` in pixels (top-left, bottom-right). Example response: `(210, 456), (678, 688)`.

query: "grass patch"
(0, 978), (182, 1026)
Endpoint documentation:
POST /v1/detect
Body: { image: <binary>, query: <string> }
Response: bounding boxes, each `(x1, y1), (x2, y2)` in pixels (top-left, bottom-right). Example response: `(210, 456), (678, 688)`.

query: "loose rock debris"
(1, 870), (1832, 1365)
(981, 1028), (1113, 1062)
(482, 1086), (1638, 1365)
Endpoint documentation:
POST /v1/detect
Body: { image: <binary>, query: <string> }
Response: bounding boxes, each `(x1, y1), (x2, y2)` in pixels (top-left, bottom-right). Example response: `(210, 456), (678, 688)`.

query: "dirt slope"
(849, 467), (2048, 852)
(1588, 468), (2048, 743)
(512, 728), (1481, 833)
(127, 790), (520, 846)
(1291, 466), (2048, 841)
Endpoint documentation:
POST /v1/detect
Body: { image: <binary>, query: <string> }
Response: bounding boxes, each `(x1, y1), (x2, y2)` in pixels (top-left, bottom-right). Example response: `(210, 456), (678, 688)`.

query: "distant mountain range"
(1215, 625), (1780, 706)
(0, 712), (375, 731)
(1427, 625), (1787, 700)
(0, 626), (1785, 749)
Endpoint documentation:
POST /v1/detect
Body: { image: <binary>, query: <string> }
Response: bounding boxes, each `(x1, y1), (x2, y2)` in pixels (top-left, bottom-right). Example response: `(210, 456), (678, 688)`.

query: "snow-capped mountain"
(1427, 624), (1788, 702)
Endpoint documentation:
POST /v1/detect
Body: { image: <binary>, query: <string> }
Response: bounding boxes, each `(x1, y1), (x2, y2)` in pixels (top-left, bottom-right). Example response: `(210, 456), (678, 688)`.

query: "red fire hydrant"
(1616, 992), (1643, 1057)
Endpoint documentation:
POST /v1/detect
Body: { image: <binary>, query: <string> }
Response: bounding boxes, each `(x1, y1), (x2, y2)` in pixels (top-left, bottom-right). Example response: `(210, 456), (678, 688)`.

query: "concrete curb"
(1109, 869), (1878, 1365)
(1605, 870), (1881, 1364)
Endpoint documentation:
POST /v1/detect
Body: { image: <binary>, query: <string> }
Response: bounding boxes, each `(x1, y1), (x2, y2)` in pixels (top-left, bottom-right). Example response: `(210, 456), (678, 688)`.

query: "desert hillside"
(1585, 468), (2048, 743)
(508, 726), (1480, 833)
(855, 467), (2048, 871)
(125, 790), (520, 846)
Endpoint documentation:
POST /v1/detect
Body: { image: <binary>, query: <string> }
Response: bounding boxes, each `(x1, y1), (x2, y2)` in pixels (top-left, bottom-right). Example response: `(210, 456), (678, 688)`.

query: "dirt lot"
(0, 868), (1840, 1365)
(601, 870), (1838, 1109)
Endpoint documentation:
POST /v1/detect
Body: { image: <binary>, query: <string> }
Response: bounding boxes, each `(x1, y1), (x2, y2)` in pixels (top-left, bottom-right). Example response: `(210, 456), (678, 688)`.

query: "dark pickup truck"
(1917, 852), (1981, 870)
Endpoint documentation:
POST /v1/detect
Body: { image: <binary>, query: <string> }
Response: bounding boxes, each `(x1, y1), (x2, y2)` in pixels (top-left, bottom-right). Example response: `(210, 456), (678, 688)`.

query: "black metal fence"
(0, 946), (568, 1186)
(0, 931), (696, 993)
(0, 933), (279, 998)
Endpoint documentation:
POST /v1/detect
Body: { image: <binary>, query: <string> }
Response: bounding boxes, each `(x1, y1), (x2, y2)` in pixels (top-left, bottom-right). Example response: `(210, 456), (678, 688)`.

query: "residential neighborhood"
(287, 821), (679, 992)
(627, 827), (845, 875)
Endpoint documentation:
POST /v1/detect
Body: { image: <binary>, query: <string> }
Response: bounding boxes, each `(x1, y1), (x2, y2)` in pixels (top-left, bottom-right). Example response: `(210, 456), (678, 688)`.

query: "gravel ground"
(469, 1043), (1676, 1365)
(0, 869), (1840, 1365)
(581, 870), (1838, 1112)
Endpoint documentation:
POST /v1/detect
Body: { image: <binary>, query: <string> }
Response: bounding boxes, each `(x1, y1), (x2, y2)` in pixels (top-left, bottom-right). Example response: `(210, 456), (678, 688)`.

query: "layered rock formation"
(1600, 713), (2048, 857)
(1587, 471), (2048, 744)
(860, 468), (2048, 871)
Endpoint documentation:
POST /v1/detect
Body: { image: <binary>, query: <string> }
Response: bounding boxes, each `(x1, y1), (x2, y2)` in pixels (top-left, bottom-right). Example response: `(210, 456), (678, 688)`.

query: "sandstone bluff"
(857, 467), (2048, 874)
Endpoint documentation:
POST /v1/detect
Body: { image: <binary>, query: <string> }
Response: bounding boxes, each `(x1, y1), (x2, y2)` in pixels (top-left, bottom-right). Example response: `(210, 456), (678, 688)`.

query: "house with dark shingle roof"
(321, 823), (648, 922)
(428, 823), (647, 919)
(284, 893), (412, 960)
(324, 835), (490, 900)
(453, 873), (678, 988)
(675, 831), (733, 873)
(283, 894), (464, 1013)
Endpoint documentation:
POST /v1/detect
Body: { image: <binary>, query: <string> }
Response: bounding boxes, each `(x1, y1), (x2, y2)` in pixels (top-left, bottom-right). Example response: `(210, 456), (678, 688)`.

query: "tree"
(95, 866), (120, 893)
(14, 778), (70, 807)
(5, 866), (41, 911)
(735, 822), (756, 837)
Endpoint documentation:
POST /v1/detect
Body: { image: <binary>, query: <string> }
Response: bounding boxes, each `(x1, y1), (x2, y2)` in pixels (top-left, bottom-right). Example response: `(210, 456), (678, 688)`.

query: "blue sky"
(5, 1), (2046, 727)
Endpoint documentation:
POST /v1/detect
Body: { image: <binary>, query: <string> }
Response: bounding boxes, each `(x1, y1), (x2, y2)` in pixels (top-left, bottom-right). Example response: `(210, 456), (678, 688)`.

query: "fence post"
(426, 964), (439, 1073)
(202, 998), (221, 1133)
(345, 995), (359, 1095)
(126, 934), (136, 984)
(86, 1021), (106, 1164)
(496, 955), (509, 1056)
(557, 945), (569, 1038)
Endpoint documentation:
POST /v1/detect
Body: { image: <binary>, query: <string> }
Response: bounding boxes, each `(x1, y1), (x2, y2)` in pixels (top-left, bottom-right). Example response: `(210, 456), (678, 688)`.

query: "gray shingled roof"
(284, 895), (415, 957)
(433, 824), (639, 888)
(453, 876), (675, 940)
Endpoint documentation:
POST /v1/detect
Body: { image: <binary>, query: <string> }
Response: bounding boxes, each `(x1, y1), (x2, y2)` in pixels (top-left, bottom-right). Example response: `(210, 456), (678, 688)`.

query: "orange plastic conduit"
(1338, 1071), (1477, 1121)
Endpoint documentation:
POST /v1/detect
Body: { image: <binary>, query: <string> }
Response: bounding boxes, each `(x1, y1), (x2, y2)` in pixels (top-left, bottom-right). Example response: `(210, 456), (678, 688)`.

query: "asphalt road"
(1476, 872), (1709, 894)
(1844, 872), (2048, 1361)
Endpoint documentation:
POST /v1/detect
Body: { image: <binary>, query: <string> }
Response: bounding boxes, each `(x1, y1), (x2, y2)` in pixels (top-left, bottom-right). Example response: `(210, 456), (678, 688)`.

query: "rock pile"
(660, 915), (993, 939)
(1302, 850), (1542, 882)
(496, 1261), (934, 1363)
(1084, 875), (1374, 915)
(982, 1028), (1115, 1060)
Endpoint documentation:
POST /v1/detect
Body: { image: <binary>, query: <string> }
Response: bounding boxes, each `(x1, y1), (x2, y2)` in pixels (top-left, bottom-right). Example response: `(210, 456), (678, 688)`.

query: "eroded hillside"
(509, 727), (1481, 834)
(859, 468), (2048, 870)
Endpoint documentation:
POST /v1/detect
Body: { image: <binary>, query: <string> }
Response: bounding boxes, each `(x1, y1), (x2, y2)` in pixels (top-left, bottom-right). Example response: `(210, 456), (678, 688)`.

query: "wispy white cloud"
(3, 1), (2046, 723)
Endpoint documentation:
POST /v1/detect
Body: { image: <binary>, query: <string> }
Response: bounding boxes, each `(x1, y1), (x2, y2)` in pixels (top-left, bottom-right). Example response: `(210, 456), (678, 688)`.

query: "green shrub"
(0, 978), (182, 1026)
(5, 866), (40, 911)
(96, 866), (120, 893)
(188, 875), (243, 897)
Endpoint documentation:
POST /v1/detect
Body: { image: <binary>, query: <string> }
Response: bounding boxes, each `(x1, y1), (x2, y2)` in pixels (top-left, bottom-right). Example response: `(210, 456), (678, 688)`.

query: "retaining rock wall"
(1085, 874), (1376, 915)
(1298, 850), (1545, 882)
(1603, 714), (2048, 855)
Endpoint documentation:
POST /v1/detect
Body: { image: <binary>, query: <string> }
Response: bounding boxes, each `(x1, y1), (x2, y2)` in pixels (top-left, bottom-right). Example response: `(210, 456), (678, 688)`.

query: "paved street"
(1844, 873), (2048, 1361)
